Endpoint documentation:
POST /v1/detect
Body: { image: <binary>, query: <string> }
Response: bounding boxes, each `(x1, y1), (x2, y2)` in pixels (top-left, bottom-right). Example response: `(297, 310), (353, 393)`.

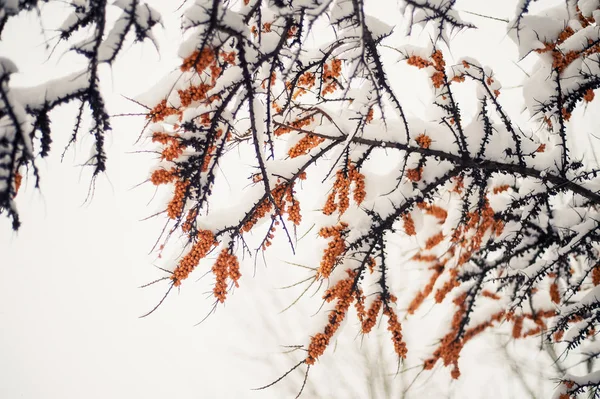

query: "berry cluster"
(323, 164), (366, 215)
(178, 83), (212, 107)
(13, 171), (22, 197)
(147, 99), (179, 123)
(241, 181), (302, 234)
(382, 297), (408, 359)
(152, 132), (185, 162)
(424, 293), (504, 379)
(274, 116), (314, 136)
(402, 213), (416, 236)
(288, 134), (325, 158)
(171, 230), (216, 287)
(293, 72), (316, 99)
(167, 179), (190, 220)
(317, 222), (348, 278)
(321, 59), (342, 95)
(180, 48), (216, 73)
(406, 167), (422, 182)
(417, 201), (447, 222)
(212, 248), (241, 303)
(415, 133), (432, 148)
(150, 168), (176, 186)
(407, 263), (444, 314)
(306, 269), (356, 365)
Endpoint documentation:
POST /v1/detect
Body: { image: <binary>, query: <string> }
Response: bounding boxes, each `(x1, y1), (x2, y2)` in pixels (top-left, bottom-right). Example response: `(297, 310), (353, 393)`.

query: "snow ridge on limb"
(136, 0), (600, 396)
(0, 0), (161, 228)
(5, 0), (600, 396)
(400, 0), (476, 43)
(0, 0), (47, 38)
(0, 57), (27, 229)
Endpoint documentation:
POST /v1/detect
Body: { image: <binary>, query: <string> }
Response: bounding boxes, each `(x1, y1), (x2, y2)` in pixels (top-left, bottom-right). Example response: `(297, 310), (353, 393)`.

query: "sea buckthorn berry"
(406, 167), (422, 182)
(14, 172), (22, 196)
(171, 230), (216, 286)
(147, 100), (179, 123)
(402, 213), (416, 236)
(415, 133), (432, 149)
(212, 248), (241, 302)
(288, 134), (325, 158)
(407, 55), (432, 69)
(150, 168), (176, 185)
(167, 179), (190, 219)
(181, 48), (216, 73)
(323, 164), (366, 215)
(417, 202), (447, 222)
(306, 269), (356, 365)
(318, 222), (348, 278)
(383, 305), (407, 359)
(365, 107), (374, 123)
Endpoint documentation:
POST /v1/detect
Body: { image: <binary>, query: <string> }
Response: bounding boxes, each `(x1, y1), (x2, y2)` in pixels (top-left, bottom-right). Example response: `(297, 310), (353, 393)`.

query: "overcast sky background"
(0, 0), (576, 398)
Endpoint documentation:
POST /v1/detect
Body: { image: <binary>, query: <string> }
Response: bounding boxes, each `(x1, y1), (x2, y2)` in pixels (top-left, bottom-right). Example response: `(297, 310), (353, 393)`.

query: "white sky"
(0, 1), (574, 398)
